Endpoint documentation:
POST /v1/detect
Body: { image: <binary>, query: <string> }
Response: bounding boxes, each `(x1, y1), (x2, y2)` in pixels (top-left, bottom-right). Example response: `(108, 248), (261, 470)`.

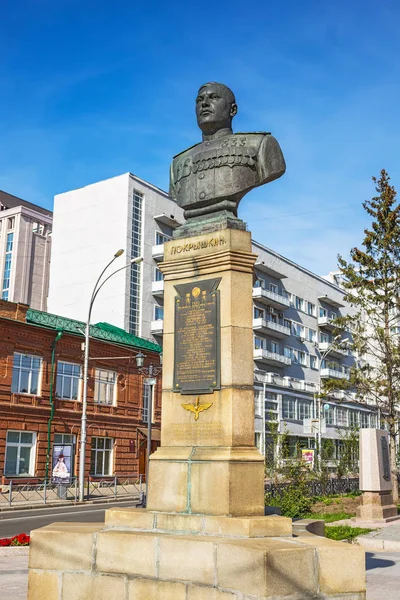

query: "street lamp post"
(78, 251), (143, 502)
(315, 335), (350, 469)
(135, 351), (162, 505)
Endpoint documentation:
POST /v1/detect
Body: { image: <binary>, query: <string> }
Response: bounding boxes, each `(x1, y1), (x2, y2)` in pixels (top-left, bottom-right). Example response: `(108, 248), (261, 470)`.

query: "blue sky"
(1, 1), (400, 275)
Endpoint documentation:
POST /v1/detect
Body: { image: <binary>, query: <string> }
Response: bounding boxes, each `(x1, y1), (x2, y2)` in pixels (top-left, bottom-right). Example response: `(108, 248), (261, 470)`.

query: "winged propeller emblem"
(181, 397), (213, 421)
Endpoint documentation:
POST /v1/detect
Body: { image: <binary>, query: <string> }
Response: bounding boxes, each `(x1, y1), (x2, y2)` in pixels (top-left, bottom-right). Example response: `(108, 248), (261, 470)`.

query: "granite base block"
(27, 513), (366, 600)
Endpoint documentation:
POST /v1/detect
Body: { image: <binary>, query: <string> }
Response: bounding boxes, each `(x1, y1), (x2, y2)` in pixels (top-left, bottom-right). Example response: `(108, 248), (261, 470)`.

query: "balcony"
(152, 244), (164, 261)
(151, 281), (164, 297)
(260, 372), (316, 393)
(317, 315), (337, 330)
(320, 368), (350, 380)
(252, 287), (290, 310)
(150, 320), (164, 335)
(253, 348), (291, 367)
(318, 341), (348, 357)
(253, 318), (291, 339)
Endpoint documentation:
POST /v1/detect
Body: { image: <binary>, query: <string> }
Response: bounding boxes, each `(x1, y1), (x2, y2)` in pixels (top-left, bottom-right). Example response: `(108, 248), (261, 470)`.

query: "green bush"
(325, 526), (374, 541)
(265, 486), (313, 519)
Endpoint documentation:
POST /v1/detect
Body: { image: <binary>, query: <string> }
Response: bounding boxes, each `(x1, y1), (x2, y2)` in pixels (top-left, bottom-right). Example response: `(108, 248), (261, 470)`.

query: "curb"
(356, 536), (400, 552)
(0, 495), (141, 512)
(0, 546), (29, 556)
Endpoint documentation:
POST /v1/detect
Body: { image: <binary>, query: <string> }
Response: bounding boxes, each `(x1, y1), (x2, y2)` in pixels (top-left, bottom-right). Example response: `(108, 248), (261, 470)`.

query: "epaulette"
(235, 131), (271, 135)
(173, 142), (201, 159)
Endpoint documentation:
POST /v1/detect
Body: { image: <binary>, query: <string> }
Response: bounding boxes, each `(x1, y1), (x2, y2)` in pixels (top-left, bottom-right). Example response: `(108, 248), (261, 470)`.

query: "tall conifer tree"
(333, 170), (400, 501)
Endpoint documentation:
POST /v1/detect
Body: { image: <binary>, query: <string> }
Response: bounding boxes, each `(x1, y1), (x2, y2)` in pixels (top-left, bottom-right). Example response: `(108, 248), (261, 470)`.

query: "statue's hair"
(198, 82), (236, 105)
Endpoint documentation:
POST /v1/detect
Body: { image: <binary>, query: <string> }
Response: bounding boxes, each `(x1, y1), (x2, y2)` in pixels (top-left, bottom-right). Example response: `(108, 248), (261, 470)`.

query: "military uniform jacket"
(169, 132), (285, 217)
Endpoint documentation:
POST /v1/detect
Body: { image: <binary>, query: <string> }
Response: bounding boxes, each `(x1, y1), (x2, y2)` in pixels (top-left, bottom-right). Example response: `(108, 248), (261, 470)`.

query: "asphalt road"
(0, 499), (138, 537)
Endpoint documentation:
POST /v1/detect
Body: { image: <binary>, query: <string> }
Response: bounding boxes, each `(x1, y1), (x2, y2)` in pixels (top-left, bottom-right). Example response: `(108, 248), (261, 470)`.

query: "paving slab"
(356, 522), (400, 551)
(0, 553), (28, 600)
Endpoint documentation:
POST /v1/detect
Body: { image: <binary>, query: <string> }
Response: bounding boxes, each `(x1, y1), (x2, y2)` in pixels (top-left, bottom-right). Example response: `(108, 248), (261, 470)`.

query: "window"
(319, 307), (327, 318)
(307, 328), (316, 342)
(254, 389), (263, 417)
(254, 336), (265, 350)
(254, 278), (266, 289)
(254, 307), (264, 319)
(90, 437), (113, 476)
(284, 346), (292, 359)
(295, 296), (304, 311)
(298, 400), (311, 420)
(269, 283), (277, 294)
(336, 408), (347, 426)
(348, 410), (359, 427)
(360, 412), (369, 428)
(281, 289), (289, 299)
(155, 231), (171, 245)
(298, 351), (307, 366)
(142, 382), (152, 421)
(94, 369), (116, 405)
(154, 268), (163, 282)
(284, 318), (291, 329)
(325, 405), (335, 425)
(283, 396), (296, 419)
(271, 341), (279, 354)
(154, 306), (164, 321)
(307, 302), (316, 317)
(56, 361), (81, 400)
(320, 332), (329, 344)
(11, 352), (42, 395)
(7, 217), (15, 230)
(5, 431), (36, 476)
(330, 311), (337, 320)
(2, 232), (14, 300)
(54, 434), (75, 445)
(129, 189), (143, 336)
(370, 414), (377, 428)
(265, 392), (278, 420)
(291, 321), (304, 337)
(310, 355), (317, 369)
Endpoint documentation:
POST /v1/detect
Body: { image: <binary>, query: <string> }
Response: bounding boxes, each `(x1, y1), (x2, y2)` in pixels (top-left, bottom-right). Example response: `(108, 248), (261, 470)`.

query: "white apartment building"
(0, 191), (52, 310)
(251, 241), (378, 461)
(47, 173), (184, 341)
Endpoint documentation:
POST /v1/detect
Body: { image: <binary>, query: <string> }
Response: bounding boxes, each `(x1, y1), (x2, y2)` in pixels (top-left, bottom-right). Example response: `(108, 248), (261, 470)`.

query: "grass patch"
(305, 511), (353, 523)
(325, 526), (374, 541)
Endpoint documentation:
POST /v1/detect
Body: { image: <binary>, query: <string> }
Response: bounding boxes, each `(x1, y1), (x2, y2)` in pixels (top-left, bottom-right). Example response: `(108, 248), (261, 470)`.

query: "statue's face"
(196, 84), (236, 134)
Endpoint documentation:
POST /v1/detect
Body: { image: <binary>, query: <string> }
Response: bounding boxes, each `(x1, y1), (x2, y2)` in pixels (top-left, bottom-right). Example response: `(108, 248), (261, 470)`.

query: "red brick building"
(0, 300), (162, 483)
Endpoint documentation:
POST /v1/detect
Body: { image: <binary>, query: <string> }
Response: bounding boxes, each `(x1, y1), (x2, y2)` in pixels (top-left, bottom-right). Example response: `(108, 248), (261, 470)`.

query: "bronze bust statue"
(169, 82), (286, 221)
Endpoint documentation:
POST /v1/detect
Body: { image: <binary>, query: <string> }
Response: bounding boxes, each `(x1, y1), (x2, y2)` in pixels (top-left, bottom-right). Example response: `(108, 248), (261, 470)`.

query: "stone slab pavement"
(356, 522), (400, 551)
(1, 548), (400, 600)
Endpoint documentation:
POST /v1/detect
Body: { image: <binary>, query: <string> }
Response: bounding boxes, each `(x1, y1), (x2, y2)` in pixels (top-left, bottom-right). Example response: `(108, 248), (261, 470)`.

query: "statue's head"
(196, 82), (237, 135)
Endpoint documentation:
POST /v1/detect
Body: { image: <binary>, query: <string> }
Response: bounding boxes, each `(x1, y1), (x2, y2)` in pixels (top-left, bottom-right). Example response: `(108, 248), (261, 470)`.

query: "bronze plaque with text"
(173, 278), (221, 394)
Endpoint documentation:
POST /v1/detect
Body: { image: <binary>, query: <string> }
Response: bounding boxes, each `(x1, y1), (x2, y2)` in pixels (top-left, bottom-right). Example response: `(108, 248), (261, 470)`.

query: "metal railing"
(265, 477), (360, 498)
(0, 475), (143, 507)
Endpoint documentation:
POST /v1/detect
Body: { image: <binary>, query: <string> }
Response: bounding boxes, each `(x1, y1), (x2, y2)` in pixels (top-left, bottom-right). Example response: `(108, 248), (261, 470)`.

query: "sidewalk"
(356, 522), (400, 552)
(0, 493), (142, 512)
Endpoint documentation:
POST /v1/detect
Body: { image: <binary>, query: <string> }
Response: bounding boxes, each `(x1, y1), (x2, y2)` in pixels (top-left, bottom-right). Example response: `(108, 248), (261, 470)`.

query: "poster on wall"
(51, 444), (72, 484)
(301, 448), (314, 469)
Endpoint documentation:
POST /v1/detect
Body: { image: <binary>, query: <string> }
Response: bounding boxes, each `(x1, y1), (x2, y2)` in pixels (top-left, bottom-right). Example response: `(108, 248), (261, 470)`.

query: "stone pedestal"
(28, 226), (367, 600)
(147, 228), (265, 516)
(356, 490), (399, 523)
(356, 429), (400, 524)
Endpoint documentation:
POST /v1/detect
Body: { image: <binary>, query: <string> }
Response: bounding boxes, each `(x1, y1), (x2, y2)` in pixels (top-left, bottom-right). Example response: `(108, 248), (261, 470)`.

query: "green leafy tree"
(327, 170), (400, 501)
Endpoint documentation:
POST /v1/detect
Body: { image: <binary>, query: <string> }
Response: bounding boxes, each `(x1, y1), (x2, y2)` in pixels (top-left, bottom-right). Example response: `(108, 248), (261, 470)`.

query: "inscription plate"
(174, 277), (221, 394)
(381, 436), (391, 482)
